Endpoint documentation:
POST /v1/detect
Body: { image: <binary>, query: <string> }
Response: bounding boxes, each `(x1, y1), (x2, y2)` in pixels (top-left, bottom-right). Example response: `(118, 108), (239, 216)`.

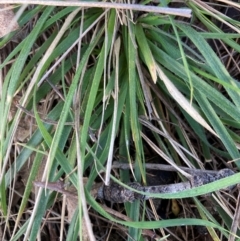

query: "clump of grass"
(0, 1), (240, 240)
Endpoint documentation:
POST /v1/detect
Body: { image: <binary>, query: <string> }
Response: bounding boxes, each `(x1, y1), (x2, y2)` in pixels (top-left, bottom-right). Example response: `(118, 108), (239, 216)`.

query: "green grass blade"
(176, 23), (240, 108)
(136, 24), (157, 83)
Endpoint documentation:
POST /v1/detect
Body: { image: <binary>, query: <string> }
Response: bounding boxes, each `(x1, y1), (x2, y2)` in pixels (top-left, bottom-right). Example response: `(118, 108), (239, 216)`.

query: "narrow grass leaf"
(34, 8), (81, 182)
(149, 44), (240, 123)
(105, 37), (120, 185)
(127, 23), (145, 180)
(80, 21), (110, 172)
(176, 23), (240, 109)
(127, 22), (143, 240)
(12, 151), (44, 237)
(136, 24), (157, 83)
(0, 7), (54, 151)
(141, 171), (240, 199)
(195, 92), (240, 164)
(155, 64), (217, 137)
(10, 219), (29, 241)
(66, 209), (79, 241)
(4, 102), (63, 187)
(169, 17), (193, 103)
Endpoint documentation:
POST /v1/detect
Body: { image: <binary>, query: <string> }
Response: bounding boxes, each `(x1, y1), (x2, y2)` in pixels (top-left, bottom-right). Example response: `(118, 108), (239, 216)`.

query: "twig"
(111, 161), (225, 175)
(33, 180), (78, 199)
(3, 0), (192, 18)
(17, 104), (75, 125)
(33, 180), (103, 199)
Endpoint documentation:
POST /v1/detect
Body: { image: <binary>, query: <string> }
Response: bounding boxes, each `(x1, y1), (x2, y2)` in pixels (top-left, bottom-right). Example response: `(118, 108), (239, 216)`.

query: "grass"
(0, 1), (240, 240)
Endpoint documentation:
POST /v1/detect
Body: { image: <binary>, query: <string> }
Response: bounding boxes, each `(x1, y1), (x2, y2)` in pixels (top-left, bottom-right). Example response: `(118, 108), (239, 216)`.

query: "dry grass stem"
(2, 0), (192, 17)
